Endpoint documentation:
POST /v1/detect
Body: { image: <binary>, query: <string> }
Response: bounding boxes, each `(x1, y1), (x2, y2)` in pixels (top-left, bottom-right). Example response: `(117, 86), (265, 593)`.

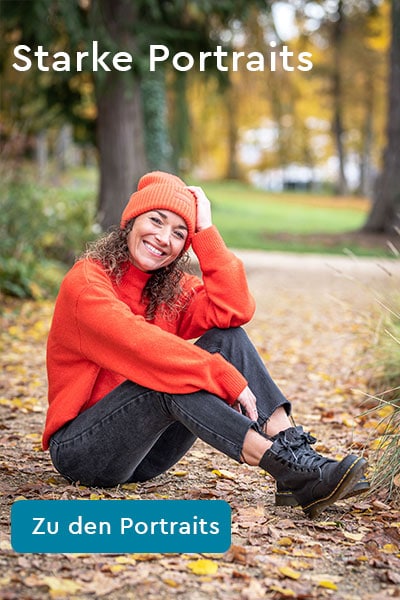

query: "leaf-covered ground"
(1, 251), (400, 600)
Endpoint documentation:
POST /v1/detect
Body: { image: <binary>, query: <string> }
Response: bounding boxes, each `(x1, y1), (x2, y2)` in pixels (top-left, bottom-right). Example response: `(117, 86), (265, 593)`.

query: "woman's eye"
(150, 217), (162, 225)
(174, 231), (185, 240)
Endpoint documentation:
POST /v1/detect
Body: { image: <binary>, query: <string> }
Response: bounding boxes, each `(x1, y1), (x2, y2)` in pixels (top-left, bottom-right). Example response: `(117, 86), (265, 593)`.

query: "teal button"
(11, 499), (231, 554)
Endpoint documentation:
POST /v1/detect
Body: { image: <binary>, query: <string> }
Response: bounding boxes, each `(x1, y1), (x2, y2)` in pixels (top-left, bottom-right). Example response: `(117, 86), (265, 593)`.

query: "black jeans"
(49, 327), (291, 487)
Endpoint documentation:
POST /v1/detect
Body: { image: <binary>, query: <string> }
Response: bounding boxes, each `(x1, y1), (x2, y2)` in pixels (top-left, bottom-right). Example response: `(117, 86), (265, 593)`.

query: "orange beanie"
(121, 171), (196, 251)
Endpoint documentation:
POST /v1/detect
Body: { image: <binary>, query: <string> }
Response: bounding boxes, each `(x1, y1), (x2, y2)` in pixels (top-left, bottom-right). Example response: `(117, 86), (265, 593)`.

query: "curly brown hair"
(81, 219), (192, 321)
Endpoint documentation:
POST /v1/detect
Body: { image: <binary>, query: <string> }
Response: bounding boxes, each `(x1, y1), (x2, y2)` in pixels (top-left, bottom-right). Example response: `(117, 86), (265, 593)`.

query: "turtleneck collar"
(119, 261), (153, 289)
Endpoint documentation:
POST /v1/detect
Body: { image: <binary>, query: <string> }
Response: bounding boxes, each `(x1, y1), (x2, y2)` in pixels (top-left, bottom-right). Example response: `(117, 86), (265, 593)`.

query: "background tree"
(330, 0), (348, 194)
(91, 0), (147, 229)
(362, 0), (400, 234)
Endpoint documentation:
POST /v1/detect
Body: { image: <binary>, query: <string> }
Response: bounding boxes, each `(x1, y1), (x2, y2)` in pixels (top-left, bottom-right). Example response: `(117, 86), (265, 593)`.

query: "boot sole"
(275, 477), (370, 507)
(302, 456), (367, 519)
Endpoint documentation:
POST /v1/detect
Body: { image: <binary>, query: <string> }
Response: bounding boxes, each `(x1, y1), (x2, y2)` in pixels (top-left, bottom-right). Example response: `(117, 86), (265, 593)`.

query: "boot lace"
(281, 429), (332, 469)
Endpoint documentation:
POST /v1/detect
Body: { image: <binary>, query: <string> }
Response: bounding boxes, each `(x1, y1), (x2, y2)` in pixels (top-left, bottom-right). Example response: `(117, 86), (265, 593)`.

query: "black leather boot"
(275, 475), (370, 506)
(260, 426), (367, 518)
(273, 429), (370, 506)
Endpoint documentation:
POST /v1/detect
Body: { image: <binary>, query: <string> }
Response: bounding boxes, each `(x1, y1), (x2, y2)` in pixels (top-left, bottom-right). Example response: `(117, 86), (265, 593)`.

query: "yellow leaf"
(187, 558), (219, 575)
(291, 559), (312, 570)
(171, 470), (188, 477)
(89, 493), (104, 500)
(318, 580), (338, 590)
(277, 536), (293, 547)
(25, 432), (42, 440)
(278, 566), (301, 580)
(370, 437), (390, 450)
(0, 540), (11, 551)
(42, 576), (82, 596)
(382, 543), (398, 554)
(270, 585), (296, 597)
(272, 547), (289, 555)
(343, 532), (364, 542)
(132, 553), (162, 561)
(342, 416), (356, 427)
(121, 483), (138, 491)
(108, 565), (125, 573)
(211, 469), (236, 480)
(377, 405), (394, 418)
(163, 578), (180, 587)
(115, 555), (136, 564)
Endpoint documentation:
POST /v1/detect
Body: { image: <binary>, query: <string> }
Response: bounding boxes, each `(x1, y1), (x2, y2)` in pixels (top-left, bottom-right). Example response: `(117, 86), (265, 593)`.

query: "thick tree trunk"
(363, 0), (400, 233)
(97, 73), (147, 229)
(94, 0), (147, 230)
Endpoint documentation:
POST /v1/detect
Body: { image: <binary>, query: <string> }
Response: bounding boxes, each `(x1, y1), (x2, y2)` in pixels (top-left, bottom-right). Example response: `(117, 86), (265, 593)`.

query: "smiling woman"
(43, 170), (368, 519)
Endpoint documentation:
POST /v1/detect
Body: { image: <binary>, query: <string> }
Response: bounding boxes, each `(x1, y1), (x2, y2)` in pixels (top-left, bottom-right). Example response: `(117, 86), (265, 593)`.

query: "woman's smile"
(143, 241), (165, 257)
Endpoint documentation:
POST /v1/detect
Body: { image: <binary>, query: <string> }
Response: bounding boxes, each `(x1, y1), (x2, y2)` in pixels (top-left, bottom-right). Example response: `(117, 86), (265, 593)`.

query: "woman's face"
(127, 209), (188, 271)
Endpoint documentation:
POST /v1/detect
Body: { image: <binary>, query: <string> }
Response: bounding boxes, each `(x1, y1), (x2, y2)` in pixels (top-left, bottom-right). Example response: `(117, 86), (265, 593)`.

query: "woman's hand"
(233, 386), (258, 421)
(187, 186), (212, 232)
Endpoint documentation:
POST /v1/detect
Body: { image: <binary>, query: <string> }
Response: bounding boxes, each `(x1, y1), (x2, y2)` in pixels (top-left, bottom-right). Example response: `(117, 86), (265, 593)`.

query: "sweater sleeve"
(176, 226), (256, 339)
(73, 279), (247, 405)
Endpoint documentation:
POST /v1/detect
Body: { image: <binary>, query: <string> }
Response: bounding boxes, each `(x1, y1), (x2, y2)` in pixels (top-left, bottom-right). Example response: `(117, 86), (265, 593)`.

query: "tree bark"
(225, 80), (241, 180)
(359, 75), (374, 197)
(35, 130), (48, 182)
(170, 72), (190, 174)
(363, 0), (400, 233)
(97, 72), (147, 229)
(141, 72), (172, 172)
(94, 0), (147, 230)
(331, 0), (348, 195)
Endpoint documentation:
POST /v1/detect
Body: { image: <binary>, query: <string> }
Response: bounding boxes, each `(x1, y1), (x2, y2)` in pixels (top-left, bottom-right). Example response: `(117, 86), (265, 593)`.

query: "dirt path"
(1, 252), (399, 600)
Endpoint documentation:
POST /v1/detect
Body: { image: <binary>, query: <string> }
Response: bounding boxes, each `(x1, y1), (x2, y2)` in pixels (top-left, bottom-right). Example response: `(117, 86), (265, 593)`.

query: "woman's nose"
(155, 227), (170, 245)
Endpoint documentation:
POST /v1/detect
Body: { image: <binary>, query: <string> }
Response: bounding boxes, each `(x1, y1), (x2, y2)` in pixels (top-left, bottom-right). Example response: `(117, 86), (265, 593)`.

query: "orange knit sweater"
(43, 226), (255, 449)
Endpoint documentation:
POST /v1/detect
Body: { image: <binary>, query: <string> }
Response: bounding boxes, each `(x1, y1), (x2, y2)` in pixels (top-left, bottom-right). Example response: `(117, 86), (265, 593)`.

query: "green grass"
(197, 180), (386, 256)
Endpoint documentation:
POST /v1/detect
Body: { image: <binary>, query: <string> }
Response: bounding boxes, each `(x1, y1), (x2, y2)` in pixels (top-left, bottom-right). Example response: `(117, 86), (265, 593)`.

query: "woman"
(43, 171), (368, 519)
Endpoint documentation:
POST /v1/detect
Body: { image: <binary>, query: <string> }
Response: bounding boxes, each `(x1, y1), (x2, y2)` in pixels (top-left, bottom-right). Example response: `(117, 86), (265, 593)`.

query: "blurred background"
(0, 0), (399, 299)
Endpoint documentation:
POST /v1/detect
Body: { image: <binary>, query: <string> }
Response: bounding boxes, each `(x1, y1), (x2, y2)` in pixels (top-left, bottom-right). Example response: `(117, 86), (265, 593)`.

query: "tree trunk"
(35, 130), (48, 182)
(358, 77), (374, 197)
(55, 124), (74, 173)
(225, 80), (240, 180)
(331, 0), (348, 195)
(97, 73), (147, 229)
(170, 72), (190, 174)
(141, 72), (172, 172)
(363, 0), (400, 233)
(94, 0), (147, 230)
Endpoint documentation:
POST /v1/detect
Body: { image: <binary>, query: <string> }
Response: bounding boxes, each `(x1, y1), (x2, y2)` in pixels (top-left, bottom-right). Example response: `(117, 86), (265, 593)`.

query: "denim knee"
(196, 326), (247, 351)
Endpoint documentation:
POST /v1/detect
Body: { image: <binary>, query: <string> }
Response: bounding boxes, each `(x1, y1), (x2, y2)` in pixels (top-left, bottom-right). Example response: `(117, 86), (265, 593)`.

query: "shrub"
(0, 180), (96, 298)
(366, 307), (400, 503)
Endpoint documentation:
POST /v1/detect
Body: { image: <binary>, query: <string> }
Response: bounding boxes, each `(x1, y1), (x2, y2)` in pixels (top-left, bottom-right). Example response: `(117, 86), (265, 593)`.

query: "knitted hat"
(121, 171), (196, 251)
